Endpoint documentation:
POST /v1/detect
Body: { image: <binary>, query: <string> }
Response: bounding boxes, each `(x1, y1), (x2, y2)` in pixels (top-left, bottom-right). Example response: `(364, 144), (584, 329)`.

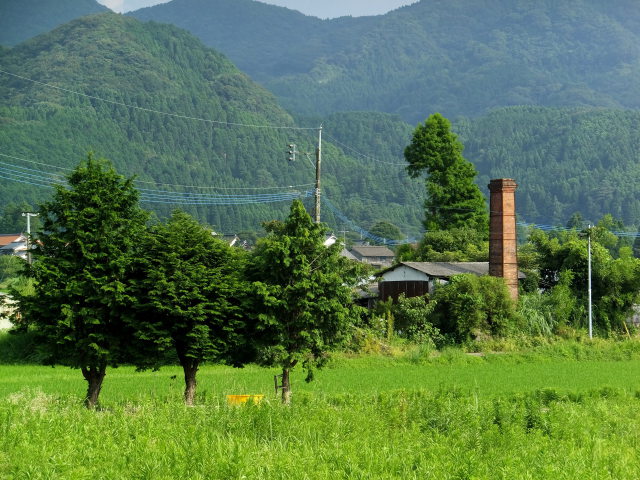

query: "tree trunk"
(281, 367), (291, 405)
(81, 365), (106, 409)
(182, 360), (199, 406)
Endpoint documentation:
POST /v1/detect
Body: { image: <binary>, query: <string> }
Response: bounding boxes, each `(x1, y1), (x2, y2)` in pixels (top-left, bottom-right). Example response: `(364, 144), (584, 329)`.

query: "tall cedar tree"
(14, 156), (148, 408)
(405, 113), (488, 235)
(248, 200), (357, 404)
(129, 211), (251, 405)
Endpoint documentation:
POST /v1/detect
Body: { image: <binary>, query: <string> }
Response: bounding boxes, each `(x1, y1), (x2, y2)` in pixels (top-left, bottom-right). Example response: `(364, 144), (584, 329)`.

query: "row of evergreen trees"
(10, 155), (364, 407)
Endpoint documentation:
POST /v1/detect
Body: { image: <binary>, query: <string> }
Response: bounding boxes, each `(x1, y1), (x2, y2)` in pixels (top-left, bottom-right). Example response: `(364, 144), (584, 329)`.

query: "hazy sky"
(97, 0), (418, 18)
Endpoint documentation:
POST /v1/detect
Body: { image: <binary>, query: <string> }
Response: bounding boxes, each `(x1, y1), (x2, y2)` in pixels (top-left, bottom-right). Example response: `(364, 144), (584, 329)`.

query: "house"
(0, 234), (27, 259)
(340, 248), (358, 261)
(374, 178), (522, 303)
(349, 245), (395, 269)
(0, 234), (23, 248)
(377, 261), (525, 302)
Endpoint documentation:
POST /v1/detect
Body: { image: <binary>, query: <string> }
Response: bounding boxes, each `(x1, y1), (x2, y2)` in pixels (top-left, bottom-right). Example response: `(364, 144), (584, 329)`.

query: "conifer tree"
(14, 155), (148, 408)
(129, 210), (250, 405)
(405, 113), (488, 235)
(247, 200), (359, 403)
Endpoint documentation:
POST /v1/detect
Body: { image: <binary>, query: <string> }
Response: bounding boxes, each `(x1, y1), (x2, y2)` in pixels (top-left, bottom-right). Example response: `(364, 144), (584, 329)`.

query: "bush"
(517, 271), (583, 336)
(430, 274), (518, 342)
(0, 256), (24, 288)
(0, 330), (43, 363)
(392, 295), (446, 348)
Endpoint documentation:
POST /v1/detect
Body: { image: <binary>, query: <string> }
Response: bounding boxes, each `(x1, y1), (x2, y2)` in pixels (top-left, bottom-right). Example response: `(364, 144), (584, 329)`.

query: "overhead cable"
(0, 69), (317, 131)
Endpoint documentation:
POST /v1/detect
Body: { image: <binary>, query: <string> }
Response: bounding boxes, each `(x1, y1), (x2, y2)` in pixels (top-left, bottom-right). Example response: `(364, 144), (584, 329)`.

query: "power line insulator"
(287, 143), (296, 161)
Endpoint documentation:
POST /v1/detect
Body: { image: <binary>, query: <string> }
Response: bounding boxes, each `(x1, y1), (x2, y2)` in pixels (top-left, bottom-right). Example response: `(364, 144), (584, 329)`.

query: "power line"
(0, 152), (73, 172)
(322, 196), (417, 245)
(0, 69), (317, 131)
(139, 190), (313, 205)
(0, 150), (314, 192)
(0, 161), (314, 205)
(323, 131), (407, 166)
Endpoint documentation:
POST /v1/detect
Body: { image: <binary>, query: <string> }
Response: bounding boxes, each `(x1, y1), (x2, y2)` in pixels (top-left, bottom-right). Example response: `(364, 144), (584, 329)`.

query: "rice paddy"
(2, 341), (640, 478)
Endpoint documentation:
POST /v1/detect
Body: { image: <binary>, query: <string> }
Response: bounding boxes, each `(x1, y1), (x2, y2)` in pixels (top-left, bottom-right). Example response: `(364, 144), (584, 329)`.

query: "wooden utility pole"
(314, 126), (322, 223)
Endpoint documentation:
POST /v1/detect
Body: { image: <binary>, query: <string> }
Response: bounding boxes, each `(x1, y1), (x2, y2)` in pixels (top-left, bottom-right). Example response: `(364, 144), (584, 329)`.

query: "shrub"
(392, 294), (446, 347)
(430, 274), (518, 342)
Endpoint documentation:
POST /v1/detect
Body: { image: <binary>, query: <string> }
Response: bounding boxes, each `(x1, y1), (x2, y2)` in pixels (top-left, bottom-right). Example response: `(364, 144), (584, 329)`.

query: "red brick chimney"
(488, 179), (518, 301)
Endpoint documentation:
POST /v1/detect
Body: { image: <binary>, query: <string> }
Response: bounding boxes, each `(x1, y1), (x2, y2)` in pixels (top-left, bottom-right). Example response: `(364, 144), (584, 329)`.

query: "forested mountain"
(309, 107), (640, 229)
(3, 3), (640, 233)
(131, 0), (640, 122)
(457, 106), (640, 227)
(0, 0), (108, 46)
(0, 13), (423, 235)
(131, 0), (374, 79)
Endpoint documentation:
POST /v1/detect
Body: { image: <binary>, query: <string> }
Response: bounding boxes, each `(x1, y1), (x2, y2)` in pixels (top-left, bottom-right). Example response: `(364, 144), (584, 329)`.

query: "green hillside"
(0, 13), (423, 236)
(0, 0), (108, 46)
(131, 0), (640, 122)
(458, 106), (640, 227)
(131, 0), (374, 79)
(309, 107), (640, 228)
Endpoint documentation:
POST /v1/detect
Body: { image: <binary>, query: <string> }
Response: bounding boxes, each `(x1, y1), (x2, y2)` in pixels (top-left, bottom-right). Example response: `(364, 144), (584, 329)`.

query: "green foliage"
(430, 274), (518, 342)
(0, 256), (23, 284)
(0, 330), (43, 363)
(5, 354), (640, 478)
(405, 113), (488, 235)
(394, 243), (417, 263)
(247, 200), (359, 391)
(128, 210), (251, 403)
(0, 202), (39, 233)
(368, 220), (403, 243)
(461, 107), (640, 226)
(415, 227), (489, 261)
(517, 272), (578, 336)
(521, 225), (640, 335)
(392, 295), (444, 347)
(13, 154), (149, 407)
(136, 0), (640, 122)
(0, 13), (423, 236)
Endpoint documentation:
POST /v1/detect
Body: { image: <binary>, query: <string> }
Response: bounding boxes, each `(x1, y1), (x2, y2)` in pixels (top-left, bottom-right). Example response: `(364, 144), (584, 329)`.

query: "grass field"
(2, 341), (640, 478)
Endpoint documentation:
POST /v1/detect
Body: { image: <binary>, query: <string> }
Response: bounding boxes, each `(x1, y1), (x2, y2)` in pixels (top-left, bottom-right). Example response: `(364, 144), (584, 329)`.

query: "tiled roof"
(340, 248), (358, 261)
(0, 234), (23, 247)
(380, 262), (526, 279)
(402, 262), (489, 277)
(350, 246), (395, 258)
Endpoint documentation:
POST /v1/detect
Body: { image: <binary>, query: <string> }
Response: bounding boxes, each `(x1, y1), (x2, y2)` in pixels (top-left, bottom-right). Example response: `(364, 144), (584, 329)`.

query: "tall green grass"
(1, 386), (639, 478)
(3, 342), (640, 478)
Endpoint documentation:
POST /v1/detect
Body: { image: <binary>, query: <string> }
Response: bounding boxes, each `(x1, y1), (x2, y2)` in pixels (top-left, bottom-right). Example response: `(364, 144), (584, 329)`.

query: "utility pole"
(314, 126), (322, 224)
(22, 212), (38, 264)
(287, 125), (322, 223)
(587, 224), (593, 339)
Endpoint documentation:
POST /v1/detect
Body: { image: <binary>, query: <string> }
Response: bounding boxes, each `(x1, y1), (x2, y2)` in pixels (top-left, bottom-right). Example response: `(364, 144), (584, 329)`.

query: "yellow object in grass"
(226, 394), (264, 405)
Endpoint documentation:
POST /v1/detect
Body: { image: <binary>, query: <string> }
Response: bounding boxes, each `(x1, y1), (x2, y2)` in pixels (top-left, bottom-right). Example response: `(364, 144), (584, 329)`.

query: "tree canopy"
(520, 224), (640, 334)
(405, 113), (488, 235)
(129, 210), (251, 404)
(247, 200), (360, 403)
(14, 155), (148, 408)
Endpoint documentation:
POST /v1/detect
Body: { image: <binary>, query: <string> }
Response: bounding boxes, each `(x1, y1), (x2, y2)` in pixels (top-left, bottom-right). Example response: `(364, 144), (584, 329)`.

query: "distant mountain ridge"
(131, 0), (640, 122)
(0, 0), (108, 46)
(0, 13), (423, 234)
